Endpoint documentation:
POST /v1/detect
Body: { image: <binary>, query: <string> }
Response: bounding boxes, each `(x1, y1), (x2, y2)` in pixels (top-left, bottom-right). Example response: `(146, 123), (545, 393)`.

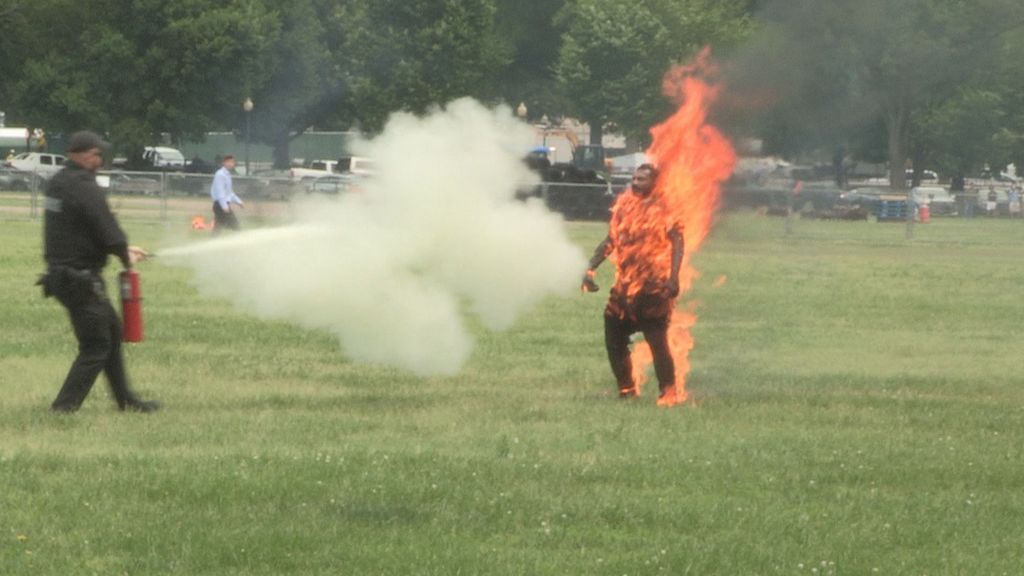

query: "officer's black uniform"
(41, 143), (156, 413)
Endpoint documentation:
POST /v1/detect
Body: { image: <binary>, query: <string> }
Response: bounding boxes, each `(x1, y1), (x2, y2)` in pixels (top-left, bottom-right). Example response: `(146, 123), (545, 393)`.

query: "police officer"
(41, 131), (160, 413)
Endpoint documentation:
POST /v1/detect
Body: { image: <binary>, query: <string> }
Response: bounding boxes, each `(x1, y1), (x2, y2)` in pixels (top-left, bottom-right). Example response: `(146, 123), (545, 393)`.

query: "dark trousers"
(212, 201), (240, 235)
(51, 273), (136, 411)
(604, 311), (675, 393)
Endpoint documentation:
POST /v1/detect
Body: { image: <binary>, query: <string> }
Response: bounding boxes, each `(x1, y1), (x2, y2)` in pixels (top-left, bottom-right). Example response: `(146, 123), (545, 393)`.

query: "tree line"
(2, 0), (1023, 187)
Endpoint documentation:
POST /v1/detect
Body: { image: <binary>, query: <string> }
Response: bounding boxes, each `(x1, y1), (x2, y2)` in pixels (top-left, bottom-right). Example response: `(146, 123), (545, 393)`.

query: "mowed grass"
(2, 205), (1024, 575)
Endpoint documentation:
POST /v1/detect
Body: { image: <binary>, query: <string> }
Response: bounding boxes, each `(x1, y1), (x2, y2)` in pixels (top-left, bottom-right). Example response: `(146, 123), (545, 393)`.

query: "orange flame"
(615, 48), (736, 405)
(191, 215), (212, 231)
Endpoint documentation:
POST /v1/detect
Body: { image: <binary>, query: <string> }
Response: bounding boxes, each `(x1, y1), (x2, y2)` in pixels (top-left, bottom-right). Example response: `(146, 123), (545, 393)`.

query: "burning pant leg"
(603, 312), (636, 395)
(639, 316), (675, 394)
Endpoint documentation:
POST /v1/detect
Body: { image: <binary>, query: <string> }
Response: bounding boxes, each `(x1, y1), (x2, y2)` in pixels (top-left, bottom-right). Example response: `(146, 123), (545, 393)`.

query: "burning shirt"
(605, 191), (682, 320)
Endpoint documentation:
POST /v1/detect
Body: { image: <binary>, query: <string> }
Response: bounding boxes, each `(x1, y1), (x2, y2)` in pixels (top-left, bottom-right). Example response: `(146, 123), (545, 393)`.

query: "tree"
(553, 0), (753, 145)
(910, 89), (1007, 188)
(245, 0), (339, 168)
(6, 0), (278, 159)
(0, 0), (29, 108)
(735, 0), (1024, 190)
(493, 0), (567, 120)
(335, 0), (510, 134)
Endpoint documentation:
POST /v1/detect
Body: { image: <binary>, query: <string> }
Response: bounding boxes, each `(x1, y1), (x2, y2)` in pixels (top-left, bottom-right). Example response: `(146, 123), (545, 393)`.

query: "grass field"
(2, 205), (1024, 575)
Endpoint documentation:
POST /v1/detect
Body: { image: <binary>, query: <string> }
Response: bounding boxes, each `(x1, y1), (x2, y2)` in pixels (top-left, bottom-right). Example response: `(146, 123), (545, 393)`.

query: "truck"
(289, 156), (375, 181)
(4, 151), (67, 179)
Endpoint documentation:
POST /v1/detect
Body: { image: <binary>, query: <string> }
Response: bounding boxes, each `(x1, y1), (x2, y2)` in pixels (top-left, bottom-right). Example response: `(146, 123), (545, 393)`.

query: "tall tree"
(0, 0), (30, 110)
(736, 0), (1024, 190)
(6, 0), (277, 158)
(553, 0), (752, 145)
(246, 0), (339, 168)
(336, 0), (510, 134)
(493, 0), (567, 120)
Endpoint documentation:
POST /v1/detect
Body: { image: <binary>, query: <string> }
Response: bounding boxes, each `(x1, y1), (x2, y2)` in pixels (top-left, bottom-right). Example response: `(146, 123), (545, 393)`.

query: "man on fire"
(582, 163), (683, 404)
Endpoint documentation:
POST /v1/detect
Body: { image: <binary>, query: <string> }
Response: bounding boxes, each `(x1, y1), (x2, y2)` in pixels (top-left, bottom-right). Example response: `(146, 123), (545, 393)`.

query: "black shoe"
(122, 399), (161, 413)
(50, 404), (79, 414)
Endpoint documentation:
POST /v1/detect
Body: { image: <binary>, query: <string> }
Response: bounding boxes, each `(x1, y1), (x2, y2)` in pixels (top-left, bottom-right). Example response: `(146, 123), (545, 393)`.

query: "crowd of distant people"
(956, 184), (1024, 218)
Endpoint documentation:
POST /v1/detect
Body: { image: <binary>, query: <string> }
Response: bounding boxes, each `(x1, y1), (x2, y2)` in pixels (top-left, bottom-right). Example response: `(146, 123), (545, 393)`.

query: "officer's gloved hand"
(128, 246), (150, 264)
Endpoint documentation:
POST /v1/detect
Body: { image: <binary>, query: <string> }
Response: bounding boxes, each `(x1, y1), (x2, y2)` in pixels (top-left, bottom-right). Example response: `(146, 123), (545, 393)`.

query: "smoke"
(161, 98), (586, 375)
(717, 0), (891, 153)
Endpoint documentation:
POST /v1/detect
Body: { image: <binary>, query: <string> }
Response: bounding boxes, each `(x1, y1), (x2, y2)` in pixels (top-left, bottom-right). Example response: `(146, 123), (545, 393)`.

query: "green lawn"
(2, 209), (1023, 575)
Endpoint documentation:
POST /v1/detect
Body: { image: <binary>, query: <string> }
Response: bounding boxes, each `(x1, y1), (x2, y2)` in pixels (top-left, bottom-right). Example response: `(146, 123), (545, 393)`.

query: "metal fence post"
(160, 172), (168, 222)
(29, 174), (39, 219)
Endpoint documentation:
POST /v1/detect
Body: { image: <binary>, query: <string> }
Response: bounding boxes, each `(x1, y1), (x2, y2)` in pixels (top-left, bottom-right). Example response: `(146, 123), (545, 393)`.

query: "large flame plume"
(623, 48), (736, 406)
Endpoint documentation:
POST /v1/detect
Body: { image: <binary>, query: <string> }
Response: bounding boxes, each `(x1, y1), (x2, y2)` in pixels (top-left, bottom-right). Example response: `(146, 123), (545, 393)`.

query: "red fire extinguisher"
(119, 269), (144, 342)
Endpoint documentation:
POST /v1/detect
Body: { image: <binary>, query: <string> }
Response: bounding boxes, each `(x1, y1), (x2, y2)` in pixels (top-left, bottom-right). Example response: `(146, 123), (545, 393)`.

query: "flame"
(191, 215), (212, 231)
(610, 48), (736, 405)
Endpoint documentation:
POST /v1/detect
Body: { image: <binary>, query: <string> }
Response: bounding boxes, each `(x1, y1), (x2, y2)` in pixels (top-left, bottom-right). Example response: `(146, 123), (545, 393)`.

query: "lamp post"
(243, 97), (254, 175)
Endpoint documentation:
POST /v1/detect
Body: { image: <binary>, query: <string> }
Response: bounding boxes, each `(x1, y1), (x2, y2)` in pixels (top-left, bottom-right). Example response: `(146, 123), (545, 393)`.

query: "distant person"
(1008, 186), (1021, 218)
(39, 131), (159, 413)
(581, 164), (684, 406)
(210, 154), (244, 234)
(960, 186), (977, 218)
(986, 187), (998, 217)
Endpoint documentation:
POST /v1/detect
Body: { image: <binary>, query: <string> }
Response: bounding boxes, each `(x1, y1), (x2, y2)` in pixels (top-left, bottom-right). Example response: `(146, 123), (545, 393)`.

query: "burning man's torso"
(606, 191), (681, 319)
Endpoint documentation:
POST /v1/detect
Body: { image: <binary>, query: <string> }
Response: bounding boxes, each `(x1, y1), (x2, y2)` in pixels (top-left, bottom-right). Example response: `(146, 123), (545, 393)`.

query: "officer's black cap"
(67, 131), (110, 154)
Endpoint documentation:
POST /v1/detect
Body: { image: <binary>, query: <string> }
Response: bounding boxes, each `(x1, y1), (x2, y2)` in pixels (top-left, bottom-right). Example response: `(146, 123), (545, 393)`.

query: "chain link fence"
(1, 170), (626, 225)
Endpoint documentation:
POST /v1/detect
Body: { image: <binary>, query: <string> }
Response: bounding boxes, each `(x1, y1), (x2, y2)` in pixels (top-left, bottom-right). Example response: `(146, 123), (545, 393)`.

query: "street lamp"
(243, 97), (254, 175)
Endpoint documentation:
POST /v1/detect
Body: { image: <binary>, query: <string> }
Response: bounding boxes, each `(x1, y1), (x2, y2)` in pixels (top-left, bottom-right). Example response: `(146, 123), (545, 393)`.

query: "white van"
(4, 152), (66, 179)
(143, 146), (185, 169)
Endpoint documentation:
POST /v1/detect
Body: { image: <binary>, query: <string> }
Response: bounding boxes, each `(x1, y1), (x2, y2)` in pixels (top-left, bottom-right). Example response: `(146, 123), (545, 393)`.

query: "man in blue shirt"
(210, 154), (244, 234)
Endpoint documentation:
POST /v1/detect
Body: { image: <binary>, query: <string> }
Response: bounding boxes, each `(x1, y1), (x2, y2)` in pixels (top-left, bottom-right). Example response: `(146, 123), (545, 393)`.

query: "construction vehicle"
(527, 125), (608, 184)
(536, 126), (607, 172)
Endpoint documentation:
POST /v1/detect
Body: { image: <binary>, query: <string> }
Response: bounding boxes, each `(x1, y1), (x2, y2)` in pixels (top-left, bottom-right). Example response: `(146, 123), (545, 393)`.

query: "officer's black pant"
(212, 201), (240, 235)
(51, 273), (135, 411)
(604, 311), (675, 393)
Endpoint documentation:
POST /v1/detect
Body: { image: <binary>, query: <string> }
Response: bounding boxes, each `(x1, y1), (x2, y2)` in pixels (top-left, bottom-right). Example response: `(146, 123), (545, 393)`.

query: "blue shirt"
(210, 167), (243, 210)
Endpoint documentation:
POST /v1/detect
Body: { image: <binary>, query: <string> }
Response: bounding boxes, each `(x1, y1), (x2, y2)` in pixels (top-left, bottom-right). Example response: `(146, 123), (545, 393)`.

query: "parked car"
(4, 152), (66, 179)
(305, 173), (364, 195)
(906, 169), (939, 183)
(0, 167), (32, 191)
(290, 160), (337, 181)
(911, 186), (955, 215)
(837, 186), (890, 208)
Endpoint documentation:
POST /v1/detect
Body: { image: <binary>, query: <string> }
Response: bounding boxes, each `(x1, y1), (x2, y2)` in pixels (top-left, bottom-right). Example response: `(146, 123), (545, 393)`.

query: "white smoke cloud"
(162, 98), (586, 375)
